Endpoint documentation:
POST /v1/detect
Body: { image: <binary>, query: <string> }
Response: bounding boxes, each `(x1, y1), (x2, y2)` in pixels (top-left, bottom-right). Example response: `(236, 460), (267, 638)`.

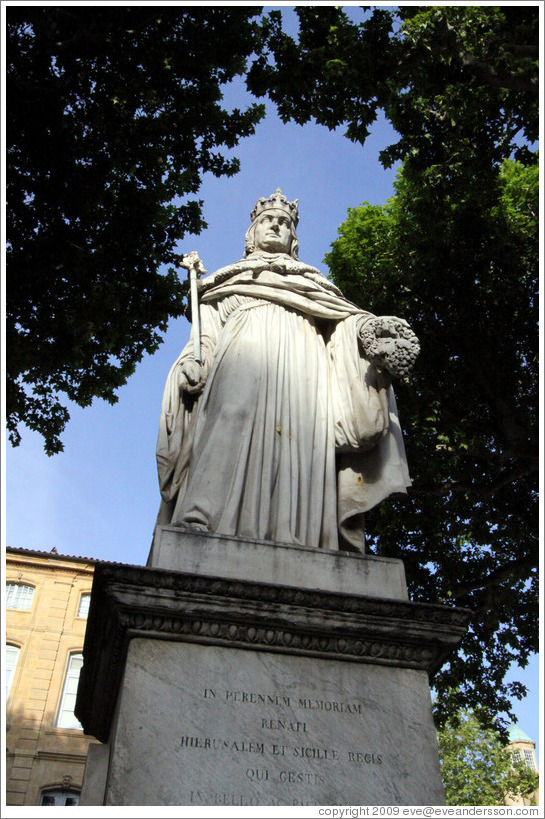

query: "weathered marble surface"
(156, 189), (419, 553)
(79, 744), (109, 807)
(76, 558), (471, 805)
(105, 640), (445, 806)
(148, 524), (409, 600)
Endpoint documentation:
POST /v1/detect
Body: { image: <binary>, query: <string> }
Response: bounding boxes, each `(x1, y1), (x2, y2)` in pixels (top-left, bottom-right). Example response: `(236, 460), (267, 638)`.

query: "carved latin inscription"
(177, 686), (384, 805)
(104, 639), (447, 806)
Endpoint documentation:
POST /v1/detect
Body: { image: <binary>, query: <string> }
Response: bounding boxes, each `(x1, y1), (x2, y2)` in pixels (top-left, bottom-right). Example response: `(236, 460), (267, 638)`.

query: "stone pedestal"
(76, 526), (471, 806)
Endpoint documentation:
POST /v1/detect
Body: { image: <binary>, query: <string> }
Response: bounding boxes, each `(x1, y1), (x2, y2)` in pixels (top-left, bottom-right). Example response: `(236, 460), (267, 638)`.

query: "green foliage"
(249, 2), (539, 736)
(325, 157), (538, 733)
(437, 711), (539, 806)
(7, 6), (264, 454)
(248, 5), (538, 169)
(504, 756), (541, 807)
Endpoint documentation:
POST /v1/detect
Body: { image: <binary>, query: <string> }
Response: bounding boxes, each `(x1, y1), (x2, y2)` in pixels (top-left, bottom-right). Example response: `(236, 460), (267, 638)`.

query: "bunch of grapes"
(358, 317), (420, 379)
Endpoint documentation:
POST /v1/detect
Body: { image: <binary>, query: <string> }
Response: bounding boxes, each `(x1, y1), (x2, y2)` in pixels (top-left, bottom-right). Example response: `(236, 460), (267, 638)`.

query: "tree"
(248, 5), (537, 169)
(248, 5), (539, 732)
(7, 6), (264, 454)
(323, 158), (538, 731)
(437, 710), (539, 806)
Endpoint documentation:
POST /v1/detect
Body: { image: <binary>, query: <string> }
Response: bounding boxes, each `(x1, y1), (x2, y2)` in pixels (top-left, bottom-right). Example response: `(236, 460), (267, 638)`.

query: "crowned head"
(244, 188), (300, 259)
(250, 188), (299, 226)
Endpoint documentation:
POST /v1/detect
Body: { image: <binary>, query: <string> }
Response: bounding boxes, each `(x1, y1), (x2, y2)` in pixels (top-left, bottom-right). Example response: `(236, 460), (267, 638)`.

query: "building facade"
(506, 724), (540, 807)
(5, 547), (98, 806)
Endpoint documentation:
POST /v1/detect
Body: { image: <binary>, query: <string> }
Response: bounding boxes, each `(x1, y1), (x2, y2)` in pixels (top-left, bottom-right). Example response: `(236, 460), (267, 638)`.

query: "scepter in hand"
(180, 251), (207, 364)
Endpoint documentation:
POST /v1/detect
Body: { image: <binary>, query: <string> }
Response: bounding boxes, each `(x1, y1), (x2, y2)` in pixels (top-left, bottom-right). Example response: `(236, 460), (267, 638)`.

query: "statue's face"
(254, 209), (292, 254)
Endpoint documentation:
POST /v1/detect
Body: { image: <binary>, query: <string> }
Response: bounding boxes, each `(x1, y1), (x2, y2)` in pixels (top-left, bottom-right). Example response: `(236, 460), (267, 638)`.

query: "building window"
(524, 749), (536, 770)
(512, 749), (523, 764)
(6, 645), (20, 700)
(56, 654), (83, 730)
(40, 790), (80, 806)
(77, 593), (91, 618)
(6, 582), (35, 610)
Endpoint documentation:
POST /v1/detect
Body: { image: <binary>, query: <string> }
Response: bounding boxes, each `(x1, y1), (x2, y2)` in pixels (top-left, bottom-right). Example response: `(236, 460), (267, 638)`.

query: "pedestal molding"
(76, 563), (471, 743)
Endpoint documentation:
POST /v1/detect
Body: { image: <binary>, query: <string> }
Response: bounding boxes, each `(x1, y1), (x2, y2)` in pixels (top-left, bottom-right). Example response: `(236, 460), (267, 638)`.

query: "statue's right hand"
(179, 360), (206, 395)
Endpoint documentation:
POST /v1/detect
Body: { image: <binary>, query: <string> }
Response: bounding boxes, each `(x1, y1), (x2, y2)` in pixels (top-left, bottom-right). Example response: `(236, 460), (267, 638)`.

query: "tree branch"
(411, 461), (537, 498)
(460, 52), (538, 95)
(448, 551), (537, 601)
(444, 20), (538, 96)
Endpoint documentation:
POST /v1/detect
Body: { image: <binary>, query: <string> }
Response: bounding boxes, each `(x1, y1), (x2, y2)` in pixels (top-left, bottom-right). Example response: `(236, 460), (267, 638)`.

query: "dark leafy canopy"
(7, 6), (264, 454)
(325, 159), (538, 734)
(248, 6), (539, 733)
(437, 710), (539, 806)
(248, 5), (538, 166)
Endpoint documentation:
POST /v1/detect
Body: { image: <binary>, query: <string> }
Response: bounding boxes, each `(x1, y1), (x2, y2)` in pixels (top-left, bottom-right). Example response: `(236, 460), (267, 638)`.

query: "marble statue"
(155, 189), (419, 552)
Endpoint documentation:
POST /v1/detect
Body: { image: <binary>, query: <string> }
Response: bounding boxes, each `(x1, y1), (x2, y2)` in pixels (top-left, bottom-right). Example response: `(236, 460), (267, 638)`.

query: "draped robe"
(156, 252), (411, 552)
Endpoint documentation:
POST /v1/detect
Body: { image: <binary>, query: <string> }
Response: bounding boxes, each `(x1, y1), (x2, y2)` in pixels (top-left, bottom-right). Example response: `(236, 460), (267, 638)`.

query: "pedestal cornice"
(76, 562), (471, 743)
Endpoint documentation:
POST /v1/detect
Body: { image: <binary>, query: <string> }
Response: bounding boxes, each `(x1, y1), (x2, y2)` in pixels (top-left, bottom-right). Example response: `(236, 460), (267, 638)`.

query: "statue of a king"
(155, 189), (419, 552)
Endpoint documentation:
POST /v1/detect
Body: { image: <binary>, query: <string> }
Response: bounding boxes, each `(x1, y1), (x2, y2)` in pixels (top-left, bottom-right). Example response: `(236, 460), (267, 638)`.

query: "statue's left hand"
(358, 316), (420, 378)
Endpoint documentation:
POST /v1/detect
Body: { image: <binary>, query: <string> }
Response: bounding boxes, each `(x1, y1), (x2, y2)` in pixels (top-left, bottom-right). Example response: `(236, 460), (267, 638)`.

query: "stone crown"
(251, 188), (299, 226)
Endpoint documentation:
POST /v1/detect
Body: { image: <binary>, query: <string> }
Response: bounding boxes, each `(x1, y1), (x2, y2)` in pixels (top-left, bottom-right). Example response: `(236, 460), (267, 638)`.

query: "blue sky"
(3, 3), (541, 766)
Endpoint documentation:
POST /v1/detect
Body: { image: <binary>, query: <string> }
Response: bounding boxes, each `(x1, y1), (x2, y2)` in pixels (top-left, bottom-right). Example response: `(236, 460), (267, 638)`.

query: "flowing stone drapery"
(156, 254), (411, 552)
